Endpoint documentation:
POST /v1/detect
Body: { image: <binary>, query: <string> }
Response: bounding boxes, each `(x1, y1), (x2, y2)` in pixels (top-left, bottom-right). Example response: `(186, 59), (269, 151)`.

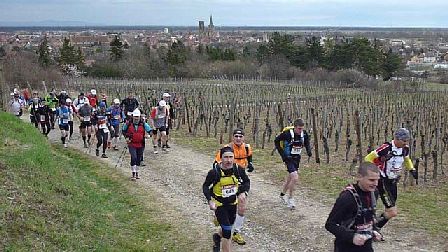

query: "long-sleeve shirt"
(325, 184), (378, 252)
(122, 121), (152, 134)
(274, 129), (312, 159)
(364, 140), (414, 179)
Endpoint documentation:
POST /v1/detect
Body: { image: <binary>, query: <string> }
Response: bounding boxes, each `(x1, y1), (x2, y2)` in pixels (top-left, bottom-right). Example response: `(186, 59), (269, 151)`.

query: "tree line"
(1, 32), (403, 88)
(86, 32), (402, 81)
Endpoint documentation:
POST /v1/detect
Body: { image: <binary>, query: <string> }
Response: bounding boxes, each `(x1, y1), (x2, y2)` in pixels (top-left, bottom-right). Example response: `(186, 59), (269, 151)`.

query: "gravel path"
(39, 118), (446, 252)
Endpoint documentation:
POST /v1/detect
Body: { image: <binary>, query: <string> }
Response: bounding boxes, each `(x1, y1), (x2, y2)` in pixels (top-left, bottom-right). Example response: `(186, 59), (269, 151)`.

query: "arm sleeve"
(274, 131), (287, 155)
(143, 122), (153, 133)
(304, 132), (312, 156)
(122, 123), (128, 133)
(247, 145), (253, 162)
(202, 169), (216, 201)
(237, 167), (250, 194)
(325, 191), (357, 243)
(364, 151), (379, 163)
(404, 156), (414, 170)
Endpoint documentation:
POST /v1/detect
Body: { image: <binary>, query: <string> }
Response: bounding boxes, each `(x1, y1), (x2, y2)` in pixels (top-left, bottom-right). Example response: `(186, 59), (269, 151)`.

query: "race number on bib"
(62, 119), (69, 124)
(386, 167), (402, 179)
(40, 115), (46, 122)
(127, 111), (133, 116)
(83, 116), (91, 122)
(291, 147), (302, 155)
(114, 115), (120, 120)
(221, 185), (237, 198)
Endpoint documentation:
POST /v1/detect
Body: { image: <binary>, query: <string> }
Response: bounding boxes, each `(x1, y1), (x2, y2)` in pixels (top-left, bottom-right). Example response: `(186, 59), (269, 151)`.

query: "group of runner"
(204, 118), (416, 252)
(9, 88), (417, 252)
(10, 88), (175, 180)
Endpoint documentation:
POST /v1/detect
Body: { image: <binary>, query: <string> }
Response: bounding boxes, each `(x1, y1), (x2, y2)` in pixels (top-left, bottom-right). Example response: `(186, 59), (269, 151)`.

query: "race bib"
(355, 222), (373, 239)
(99, 123), (108, 129)
(101, 127), (110, 133)
(386, 166), (402, 179)
(62, 119), (69, 124)
(291, 147), (302, 155)
(114, 115), (120, 120)
(221, 185), (237, 198)
(40, 115), (46, 122)
(83, 116), (91, 122)
(386, 156), (404, 179)
(127, 111), (133, 116)
(157, 114), (165, 119)
(51, 108), (56, 112)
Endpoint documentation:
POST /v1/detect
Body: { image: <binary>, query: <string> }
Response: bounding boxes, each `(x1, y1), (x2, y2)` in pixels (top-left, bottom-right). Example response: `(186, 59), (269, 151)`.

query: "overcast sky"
(1, 0), (447, 27)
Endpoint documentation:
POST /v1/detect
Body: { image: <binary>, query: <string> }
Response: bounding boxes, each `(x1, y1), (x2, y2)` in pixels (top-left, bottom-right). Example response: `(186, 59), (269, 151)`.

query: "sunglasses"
(234, 135), (244, 138)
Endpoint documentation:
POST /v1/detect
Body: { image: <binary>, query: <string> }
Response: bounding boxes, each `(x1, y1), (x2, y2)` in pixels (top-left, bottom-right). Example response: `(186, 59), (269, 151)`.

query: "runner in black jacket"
(325, 162), (383, 252)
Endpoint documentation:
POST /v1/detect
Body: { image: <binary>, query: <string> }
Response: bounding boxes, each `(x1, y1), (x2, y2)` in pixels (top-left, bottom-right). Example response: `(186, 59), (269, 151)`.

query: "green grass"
(0, 112), (196, 251)
(172, 128), (448, 239)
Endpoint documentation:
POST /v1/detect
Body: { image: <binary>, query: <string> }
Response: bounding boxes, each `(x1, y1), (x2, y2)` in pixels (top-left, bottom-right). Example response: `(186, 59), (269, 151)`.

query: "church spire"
(209, 15), (214, 28)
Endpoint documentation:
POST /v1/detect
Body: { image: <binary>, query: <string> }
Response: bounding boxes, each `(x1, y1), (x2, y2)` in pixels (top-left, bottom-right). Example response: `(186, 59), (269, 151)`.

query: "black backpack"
(341, 184), (376, 229)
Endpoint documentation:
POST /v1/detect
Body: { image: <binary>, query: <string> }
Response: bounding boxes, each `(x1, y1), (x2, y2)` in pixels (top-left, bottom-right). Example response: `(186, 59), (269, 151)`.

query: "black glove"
(308, 152), (312, 158)
(410, 169), (418, 180)
(247, 162), (254, 172)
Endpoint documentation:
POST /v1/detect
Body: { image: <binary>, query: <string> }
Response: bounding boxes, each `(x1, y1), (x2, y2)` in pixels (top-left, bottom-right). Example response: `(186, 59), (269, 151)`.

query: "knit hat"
(394, 128), (410, 141)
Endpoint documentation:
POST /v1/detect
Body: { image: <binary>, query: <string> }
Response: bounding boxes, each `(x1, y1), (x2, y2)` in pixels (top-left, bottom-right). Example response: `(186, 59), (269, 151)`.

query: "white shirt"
(9, 99), (22, 116)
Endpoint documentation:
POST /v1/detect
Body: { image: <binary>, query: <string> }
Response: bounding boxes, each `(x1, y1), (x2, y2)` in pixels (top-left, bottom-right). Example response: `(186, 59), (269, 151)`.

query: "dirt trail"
(38, 118), (445, 252)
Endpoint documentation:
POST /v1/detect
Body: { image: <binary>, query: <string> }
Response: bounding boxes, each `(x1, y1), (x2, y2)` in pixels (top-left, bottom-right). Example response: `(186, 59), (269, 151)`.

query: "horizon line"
(2, 24), (448, 29)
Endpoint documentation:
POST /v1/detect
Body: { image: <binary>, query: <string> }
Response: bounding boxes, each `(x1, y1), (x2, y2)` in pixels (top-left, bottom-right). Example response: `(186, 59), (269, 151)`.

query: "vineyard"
(2, 77), (448, 250)
(50, 77), (448, 186)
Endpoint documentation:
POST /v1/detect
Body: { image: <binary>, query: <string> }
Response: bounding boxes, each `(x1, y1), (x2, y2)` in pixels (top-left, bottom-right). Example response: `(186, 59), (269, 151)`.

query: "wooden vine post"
(311, 108), (320, 164)
(354, 110), (363, 165)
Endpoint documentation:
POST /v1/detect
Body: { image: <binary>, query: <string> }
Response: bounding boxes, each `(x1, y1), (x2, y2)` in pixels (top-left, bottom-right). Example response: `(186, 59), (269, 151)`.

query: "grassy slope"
(172, 129), (448, 238)
(0, 112), (195, 251)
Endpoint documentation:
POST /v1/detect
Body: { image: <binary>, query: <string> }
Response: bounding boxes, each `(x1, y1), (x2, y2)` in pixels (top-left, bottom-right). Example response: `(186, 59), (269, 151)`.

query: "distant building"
(163, 28), (169, 34)
(208, 15), (215, 37)
(434, 64), (448, 69)
(199, 21), (205, 33)
(390, 39), (405, 47)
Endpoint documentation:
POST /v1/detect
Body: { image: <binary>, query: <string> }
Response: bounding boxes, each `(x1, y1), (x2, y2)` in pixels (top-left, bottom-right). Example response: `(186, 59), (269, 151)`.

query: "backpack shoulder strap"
(370, 191), (376, 210)
(233, 164), (241, 178)
(245, 144), (250, 157)
(342, 184), (362, 228)
(232, 164), (242, 185)
(213, 163), (221, 185)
